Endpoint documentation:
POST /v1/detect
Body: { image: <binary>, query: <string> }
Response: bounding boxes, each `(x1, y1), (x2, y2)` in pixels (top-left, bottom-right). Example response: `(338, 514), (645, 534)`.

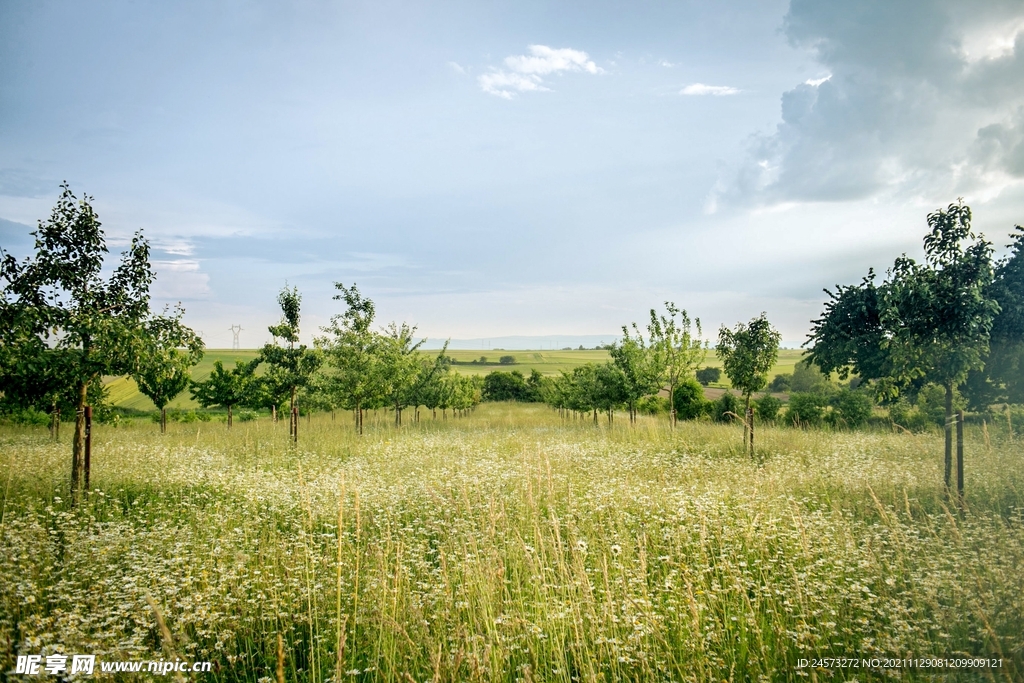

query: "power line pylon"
(229, 324), (243, 350)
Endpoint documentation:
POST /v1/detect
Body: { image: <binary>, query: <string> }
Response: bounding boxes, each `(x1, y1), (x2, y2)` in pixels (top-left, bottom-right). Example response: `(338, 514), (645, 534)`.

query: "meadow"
(1, 403), (1022, 682)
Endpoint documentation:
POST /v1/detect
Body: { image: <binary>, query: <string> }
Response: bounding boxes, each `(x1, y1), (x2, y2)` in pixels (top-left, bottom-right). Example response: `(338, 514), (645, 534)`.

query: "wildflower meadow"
(2, 404), (1022, 681)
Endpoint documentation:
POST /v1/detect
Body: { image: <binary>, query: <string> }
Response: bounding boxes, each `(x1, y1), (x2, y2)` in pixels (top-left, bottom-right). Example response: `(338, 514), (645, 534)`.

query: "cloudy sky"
(2, 0), (1023, 348)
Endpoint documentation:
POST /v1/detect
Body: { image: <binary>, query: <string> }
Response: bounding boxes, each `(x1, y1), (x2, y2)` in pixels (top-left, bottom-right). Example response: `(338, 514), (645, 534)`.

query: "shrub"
(768, 373), (792, 392)
(673, 378), (710, 420)
(483, 371), (532, 402)
(695, 367), (722, 386)
(711, 392), (742, 423)
(238, 410), (258, 422)
(499, 355), (516, 365)
(755, 395), (782, 422)
(787, 392), (828, 427)
(637, 395), (669, 415)
(915, 383), (965, 427)
(827, 388), (872, 428)
(888, 399), (934, 433)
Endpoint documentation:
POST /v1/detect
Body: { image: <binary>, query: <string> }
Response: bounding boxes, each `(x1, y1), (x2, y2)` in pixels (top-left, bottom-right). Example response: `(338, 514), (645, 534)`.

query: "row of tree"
(187, 283), (482, 435)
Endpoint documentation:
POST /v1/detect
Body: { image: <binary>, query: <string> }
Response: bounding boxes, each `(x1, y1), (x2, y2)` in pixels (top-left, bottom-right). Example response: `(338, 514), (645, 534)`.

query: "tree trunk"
(593, 409), (598, 425)
(228, 404), (233, 429)
(747, 407), (755, 459)
(83, 406), (92, 491)
(669, 383), (676, 428)
(944, 384), (953, 489)
(743, 394), (751, 449)
(290, 386), (297, 436)
(956, 410), (965, 500)
(161, 407), (166, 434)
(272, 404), (277, 423)
(71, 381), (87, 501)
(395, 402), (401, 427)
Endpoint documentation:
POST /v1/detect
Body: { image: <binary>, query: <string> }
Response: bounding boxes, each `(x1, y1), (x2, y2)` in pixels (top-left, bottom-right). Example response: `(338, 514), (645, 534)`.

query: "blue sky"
(2, 0), (1023, 348)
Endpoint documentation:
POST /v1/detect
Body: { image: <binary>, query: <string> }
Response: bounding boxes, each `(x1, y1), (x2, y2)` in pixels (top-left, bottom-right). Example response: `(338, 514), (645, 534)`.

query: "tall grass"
(1, 404), (1022, 681)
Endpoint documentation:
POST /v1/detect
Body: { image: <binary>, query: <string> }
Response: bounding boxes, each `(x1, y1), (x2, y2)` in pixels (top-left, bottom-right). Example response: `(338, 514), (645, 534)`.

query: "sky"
(2, 0), (1024, 349)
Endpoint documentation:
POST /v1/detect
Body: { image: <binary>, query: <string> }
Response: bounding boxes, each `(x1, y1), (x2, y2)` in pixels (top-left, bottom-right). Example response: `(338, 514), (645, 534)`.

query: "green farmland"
(103, 348), (808, 412)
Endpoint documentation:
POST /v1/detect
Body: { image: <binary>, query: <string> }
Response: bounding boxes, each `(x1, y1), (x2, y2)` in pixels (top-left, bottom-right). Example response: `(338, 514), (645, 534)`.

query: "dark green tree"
(695, 367), (721, 386)
(0, 184), (190, 499)
(189, 360), (255, 428)
(717, 313), (781, 455)
(882, 201), (998, 490)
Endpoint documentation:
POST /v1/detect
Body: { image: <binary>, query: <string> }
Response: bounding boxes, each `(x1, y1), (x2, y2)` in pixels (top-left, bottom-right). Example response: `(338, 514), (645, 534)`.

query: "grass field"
(1, 404), (1021, 681)
(104, 349), (807, 412)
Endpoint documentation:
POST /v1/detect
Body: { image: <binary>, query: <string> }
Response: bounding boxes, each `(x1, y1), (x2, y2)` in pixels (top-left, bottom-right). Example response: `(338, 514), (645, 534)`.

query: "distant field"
(104, 348), (809, 411)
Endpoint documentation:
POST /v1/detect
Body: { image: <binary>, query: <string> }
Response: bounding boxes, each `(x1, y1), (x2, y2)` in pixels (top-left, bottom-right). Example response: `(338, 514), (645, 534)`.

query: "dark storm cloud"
(718, 0), (1024, 206)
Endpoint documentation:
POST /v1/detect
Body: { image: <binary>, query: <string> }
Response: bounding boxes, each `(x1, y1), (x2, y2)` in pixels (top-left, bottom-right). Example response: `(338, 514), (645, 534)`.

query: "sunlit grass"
(2, 404), (1022, 681)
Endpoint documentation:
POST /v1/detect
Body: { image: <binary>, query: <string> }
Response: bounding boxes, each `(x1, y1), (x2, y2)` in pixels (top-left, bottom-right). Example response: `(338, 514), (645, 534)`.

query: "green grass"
(104, 349), (807, 411)
(1, 405), (1022, 681)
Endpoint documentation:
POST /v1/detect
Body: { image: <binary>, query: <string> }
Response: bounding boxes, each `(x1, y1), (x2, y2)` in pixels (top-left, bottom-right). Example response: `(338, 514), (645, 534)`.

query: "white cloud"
(151, 259), (211, 300)
(659, 60), (675, 67)
(804, 74), (831, 86)
(478, 45), (601, 98)
(447, 61), (466, 75)
(680, 83), (740, 96)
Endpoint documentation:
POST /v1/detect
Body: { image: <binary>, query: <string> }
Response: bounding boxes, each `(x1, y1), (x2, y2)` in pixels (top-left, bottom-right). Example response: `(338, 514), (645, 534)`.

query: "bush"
(695, 367), (721, 386)
(673, 378), (710, 420)
(0, 408), (51, 426)
(915, 383), (965, 427)
(827, 388), (872, 428)
(637, 395), (669, 415)
(888, 399), (934, 432)
(483, 371), (536, 402)
(787, 392), (828, 427)
(499, 355), (516, 365)
(238, 410), (258, 422)
(768, 374), (792, 393)
(711, 392), (742, 423)
(755, 395), (782, 422)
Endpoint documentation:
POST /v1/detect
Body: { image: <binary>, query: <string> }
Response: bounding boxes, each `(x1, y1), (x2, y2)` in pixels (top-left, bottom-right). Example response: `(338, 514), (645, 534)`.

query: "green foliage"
(649, 302), (708, 424)
(133, 309), (205, 412)
(695, 366), (721, 386)
(805, 270), (890, 381)
(483, 370), (534, 402)
(189, 360), (256, 418)
(636, 395), (669, 415)
(790, 361), (829, 393)
(499, 355), (516, 365)
(0, 183), (197, 493)
(610, 323), (663, 416)
(827, 388), (873, 428)
(672, 377), (709, 420)
(768, 374), (792, 392)
(237, 410), (258, 422)
(711, 392), (741, 423)
(883, 201), (998, 396)
(786, 393), (828, 427)
(754, 394), (782, 422)
(258, 285), (322, 412)
(915, 384), (966, 427)
(717, 314), (781, 401)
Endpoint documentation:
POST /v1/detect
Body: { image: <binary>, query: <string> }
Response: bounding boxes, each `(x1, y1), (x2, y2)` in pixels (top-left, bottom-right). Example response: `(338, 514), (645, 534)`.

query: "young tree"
(377, 322), (426, 426)
(610, 324), (662, 423)
(0, 184), (191, 499)
(882, 201), (998, 491)
(648, 302), (707, 427)
(717, 313), (781, 455)
(259, 286), (322, 440)
(134, 310), (204, 432)
(189, 360), (255, 428)
(318, 283), (381, 434)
